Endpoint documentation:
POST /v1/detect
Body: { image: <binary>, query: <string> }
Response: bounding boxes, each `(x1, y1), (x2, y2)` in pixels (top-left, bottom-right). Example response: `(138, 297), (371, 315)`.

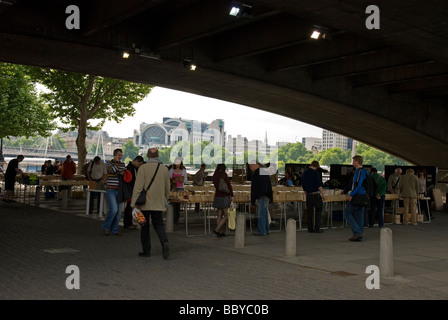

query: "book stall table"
(16, 174), (40, 205)
(417, 196), (432, 223)
(272, 189), (305, 231)
(85, 189), (107, 217)
(384, 193), (400, 224)
(39, 176), (89, 209)
(169, 191), (208, 237)
(322, 193), (348, 229)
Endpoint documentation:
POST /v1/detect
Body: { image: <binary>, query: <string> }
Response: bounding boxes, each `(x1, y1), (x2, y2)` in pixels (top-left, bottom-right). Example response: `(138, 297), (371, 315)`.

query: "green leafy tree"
(158, 147), (172, 164)
(278, 142), (312, 163)
(122, 140), (140, 161)
(355, 143), (409, 172)
(0, 63), (54, 159)
(26, 67), (152, 172)
(314, 147), (349, 166)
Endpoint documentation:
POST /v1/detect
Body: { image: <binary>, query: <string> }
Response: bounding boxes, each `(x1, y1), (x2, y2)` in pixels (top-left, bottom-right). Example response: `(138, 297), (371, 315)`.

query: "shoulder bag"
(218, 176), (230, 193)
(135, 163), (160, 205)
(351, 169), (369, 207)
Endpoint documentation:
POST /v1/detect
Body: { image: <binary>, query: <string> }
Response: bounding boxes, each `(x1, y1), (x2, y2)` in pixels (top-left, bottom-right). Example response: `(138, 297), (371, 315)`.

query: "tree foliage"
(314, 147), (350, 167)
(26, 67), (153, 171)
(122, 139), (140, 161)
(355, 143), (409, 171)
(0, 63), (55, 139)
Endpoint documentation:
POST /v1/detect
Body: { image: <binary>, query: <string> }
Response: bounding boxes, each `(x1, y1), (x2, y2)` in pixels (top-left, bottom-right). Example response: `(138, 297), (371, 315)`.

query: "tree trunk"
(76, 75), (95, 173)
(76, 121), (88, 173)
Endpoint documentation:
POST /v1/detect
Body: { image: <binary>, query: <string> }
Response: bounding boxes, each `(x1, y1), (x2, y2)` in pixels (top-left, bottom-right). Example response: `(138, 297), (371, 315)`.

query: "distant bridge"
(3, 147), (113, 161)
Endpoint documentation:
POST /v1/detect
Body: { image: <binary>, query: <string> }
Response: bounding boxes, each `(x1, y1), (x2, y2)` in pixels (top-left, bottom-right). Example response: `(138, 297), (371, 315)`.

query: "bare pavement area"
(0, 197), (447, 316)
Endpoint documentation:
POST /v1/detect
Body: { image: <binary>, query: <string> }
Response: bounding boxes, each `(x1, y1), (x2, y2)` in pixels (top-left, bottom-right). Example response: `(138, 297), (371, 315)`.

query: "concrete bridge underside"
(0, 0), (447, 168)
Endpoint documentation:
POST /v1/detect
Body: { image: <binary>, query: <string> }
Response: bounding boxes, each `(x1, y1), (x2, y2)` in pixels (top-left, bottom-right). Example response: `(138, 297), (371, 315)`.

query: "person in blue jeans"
(343, 155), (368, 242)
(249, 162), (273, 236)
(103, 148), (126, 236)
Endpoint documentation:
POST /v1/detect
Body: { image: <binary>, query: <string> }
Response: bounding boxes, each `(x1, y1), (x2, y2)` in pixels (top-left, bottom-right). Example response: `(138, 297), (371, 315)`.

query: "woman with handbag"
(212, 163), (233, 237)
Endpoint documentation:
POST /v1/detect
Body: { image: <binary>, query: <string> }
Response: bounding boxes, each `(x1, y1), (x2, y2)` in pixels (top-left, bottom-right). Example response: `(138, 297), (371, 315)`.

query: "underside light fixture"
(229, 1), (240, 16)
(183, 59), (197, 71)
(229, 1), (253, 18)
(310, 26), (328, 39)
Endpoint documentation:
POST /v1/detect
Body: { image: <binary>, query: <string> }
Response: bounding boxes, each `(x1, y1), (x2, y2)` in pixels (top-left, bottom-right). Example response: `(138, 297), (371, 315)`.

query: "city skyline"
(99, 87), (324, 144)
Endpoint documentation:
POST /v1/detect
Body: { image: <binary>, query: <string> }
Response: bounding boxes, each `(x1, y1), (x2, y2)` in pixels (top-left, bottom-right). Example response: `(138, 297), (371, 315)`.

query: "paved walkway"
(1, 195), (447, 303)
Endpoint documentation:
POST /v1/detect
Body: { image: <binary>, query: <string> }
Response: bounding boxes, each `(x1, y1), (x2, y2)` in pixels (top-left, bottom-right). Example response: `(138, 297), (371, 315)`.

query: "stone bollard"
(165, 203), (174, 233)
(380, 227), (394, 277)
(234, 212), (246, 248)
(285, 218), (296, 257)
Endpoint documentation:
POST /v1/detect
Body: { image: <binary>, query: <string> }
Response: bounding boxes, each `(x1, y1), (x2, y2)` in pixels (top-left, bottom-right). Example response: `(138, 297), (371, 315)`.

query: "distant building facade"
(302, 137), (322, 153)
(226, 134), (248, 156)
(322, 130), (354, 151)
(133, 117), (225, 150)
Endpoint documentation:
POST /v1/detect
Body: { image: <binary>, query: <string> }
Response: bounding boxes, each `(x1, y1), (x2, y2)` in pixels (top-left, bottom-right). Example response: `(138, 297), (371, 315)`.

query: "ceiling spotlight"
(310, 30), (321, 39)
(183, 59), (197, 71)
(229, 1), (253, 18)
(229, 1), (240, 16)
(122, 51), (130, 59)
(310, 26), (328, 40)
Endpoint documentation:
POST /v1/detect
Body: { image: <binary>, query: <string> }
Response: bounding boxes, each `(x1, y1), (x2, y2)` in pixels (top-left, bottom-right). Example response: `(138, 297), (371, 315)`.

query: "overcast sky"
(101, 86), (324, 144)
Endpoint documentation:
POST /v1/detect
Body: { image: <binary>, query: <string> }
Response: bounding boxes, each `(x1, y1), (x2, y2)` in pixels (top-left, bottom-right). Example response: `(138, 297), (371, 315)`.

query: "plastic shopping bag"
(132, 208), (147, 227)
(228, 203), (236, 230)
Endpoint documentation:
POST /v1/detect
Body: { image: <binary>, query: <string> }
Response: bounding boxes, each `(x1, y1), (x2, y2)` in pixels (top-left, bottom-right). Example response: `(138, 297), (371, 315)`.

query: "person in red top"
(212, 163), (233, 237)
(61, 155), (77, 179)
(60, 155), (77, 198)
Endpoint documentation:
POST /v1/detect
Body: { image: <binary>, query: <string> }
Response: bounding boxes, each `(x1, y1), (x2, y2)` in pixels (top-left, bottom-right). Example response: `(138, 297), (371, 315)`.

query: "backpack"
(362, 168), (377, 198)
(82, 161), (92, 179)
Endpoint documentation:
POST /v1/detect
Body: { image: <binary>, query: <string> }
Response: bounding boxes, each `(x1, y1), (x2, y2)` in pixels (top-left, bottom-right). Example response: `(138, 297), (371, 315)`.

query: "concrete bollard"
(165, 204), (174, 233)
(234, 212), (246, 248)
(285, 218), (296, 257)
(380, 227), (394, 277)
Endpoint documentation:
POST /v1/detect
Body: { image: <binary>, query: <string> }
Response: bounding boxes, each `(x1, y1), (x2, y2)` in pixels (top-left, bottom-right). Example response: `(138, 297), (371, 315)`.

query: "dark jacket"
(126, 161), (138, 188)
(250, 167), (273, 205)
(301, 168), (322, 194)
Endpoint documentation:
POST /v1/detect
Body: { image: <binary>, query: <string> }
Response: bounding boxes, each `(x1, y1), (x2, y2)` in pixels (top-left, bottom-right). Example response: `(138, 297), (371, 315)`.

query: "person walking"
(301, 160), (326, 233)
(249, 161), (273, 236)
(400, 168), (419, 225)
(131, 148), (170, 259)
(343, 155), (368, 242)
(368, 167), (387, 228)
(123, 155), (144, 229)
(102, 149), (126, 236)
(211, 163), (233, 237)
(2, 155), (24, 203)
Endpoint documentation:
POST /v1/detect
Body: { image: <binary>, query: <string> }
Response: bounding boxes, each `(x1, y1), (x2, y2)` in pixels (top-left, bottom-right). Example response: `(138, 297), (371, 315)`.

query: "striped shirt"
(106, 160), (126, 189)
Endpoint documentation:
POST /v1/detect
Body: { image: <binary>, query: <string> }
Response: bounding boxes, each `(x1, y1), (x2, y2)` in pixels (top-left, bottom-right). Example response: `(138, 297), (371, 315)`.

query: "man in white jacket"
(131, 148), (171, 259)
